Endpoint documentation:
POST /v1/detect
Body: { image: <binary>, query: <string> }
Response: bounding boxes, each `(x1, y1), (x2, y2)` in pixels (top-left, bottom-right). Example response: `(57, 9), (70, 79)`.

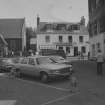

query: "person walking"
(96, 50), (104, 75)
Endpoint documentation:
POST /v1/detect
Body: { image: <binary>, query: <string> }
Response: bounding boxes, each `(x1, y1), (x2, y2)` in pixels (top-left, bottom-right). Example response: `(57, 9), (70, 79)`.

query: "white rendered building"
(37, 16), (89, 56)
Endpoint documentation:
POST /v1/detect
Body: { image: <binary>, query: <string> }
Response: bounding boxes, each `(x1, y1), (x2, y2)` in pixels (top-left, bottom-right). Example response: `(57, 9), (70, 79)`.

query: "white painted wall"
(37, 33), (89, 56)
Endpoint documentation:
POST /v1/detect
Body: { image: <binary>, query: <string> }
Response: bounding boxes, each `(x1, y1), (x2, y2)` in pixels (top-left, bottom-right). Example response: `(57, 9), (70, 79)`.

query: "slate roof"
(38, 21), (88, 35)
(0, 18), (25, 39)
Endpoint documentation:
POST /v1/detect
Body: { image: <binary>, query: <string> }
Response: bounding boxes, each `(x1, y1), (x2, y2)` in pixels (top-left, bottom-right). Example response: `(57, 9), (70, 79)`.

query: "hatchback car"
(12, 56), (72, 82)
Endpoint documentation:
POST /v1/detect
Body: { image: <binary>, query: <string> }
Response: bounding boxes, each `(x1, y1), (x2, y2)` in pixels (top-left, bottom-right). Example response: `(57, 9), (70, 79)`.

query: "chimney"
(80, 16), (85, 26)
(37, 14), (40, 28)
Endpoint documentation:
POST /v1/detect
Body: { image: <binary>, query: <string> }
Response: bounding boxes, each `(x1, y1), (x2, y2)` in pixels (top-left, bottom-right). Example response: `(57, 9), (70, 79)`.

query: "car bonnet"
(39, 63), (70, 70)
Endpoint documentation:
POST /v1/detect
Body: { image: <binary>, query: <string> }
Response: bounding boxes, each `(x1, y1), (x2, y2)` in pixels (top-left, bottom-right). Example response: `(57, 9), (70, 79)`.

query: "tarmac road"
(0, 60), (105, 105)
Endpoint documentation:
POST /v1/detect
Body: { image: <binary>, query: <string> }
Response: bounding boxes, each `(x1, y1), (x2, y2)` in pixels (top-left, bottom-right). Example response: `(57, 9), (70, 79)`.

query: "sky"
(0, 0), (88, 28)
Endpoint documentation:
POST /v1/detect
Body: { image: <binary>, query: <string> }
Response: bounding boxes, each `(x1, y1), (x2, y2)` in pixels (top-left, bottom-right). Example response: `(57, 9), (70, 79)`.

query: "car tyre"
(65, 75), (70, 80)
(15, 69), (22, 78)
(40, 72), (48, 83)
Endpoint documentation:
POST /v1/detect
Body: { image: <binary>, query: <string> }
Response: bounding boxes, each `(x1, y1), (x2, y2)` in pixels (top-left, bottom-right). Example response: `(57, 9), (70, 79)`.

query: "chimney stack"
(37, 14), (40, 28)
(80, 16), (85, 26)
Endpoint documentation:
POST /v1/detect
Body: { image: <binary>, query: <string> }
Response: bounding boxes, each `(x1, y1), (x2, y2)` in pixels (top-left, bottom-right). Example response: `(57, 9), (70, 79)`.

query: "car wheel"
(65, 75), (70, 80)
(9, 68), (17, 78)
(40, 72), (48, 83)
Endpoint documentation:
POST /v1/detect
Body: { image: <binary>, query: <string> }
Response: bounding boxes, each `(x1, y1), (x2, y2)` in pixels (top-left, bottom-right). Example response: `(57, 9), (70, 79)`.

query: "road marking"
(17, 78), (70, 92)
(41, 91), (80, 105)
(0, 100), (16, 105)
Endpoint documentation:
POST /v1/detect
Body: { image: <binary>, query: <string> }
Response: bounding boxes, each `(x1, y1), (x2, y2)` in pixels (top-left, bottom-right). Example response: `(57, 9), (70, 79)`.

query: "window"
(59, 36), (63, 42)
(81, 46), (86, 53)
(59, 46), (63, 50)
(71, 25), (80, 30)
(68, 36), (72, 43)
(45, 36), (50, 43)
(96, 43), (101, 52)
(93, 20), (98, 35)
(79, 36), (83, 43)
(28, 58), (35, 65)
(99, 16), (105, 33)
(97, 43), (100, 49)
(21, 58), (28, 64)
(56, 24), (66, 30)
(89, 23), (93, 37)
(96, 0), (104, 8)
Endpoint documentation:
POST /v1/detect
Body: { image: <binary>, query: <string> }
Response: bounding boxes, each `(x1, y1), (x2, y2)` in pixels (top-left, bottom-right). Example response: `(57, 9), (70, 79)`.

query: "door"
(66, 47), (70, 55)
(27, 58), (39, 76)
(74, 47), (78, 56)
(19, 58), (29, 75)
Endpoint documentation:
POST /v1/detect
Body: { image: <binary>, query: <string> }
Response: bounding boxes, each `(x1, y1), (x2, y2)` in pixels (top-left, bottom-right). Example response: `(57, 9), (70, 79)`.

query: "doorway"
(74, 47), (78, 56)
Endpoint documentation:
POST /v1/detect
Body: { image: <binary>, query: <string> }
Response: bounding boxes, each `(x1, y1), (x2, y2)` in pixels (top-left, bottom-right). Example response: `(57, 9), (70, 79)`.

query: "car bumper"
(48, 72), (71, 78)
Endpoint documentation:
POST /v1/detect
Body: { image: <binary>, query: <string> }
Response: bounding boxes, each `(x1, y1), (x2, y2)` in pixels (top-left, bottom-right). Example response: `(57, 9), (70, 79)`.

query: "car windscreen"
(51, 56), (65, 61)
(36, 57), (54, 65)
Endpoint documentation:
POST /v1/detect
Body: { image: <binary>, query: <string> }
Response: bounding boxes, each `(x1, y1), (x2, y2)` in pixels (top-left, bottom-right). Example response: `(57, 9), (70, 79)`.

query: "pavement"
(0, 60), (105, 105)
(66, 56), (88, 61)
(46, 60), (105, 105)
(66, 60), (105, 105)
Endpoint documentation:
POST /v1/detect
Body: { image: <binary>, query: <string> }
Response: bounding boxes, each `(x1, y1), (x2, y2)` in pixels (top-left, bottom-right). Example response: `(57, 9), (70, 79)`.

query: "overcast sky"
(0, 0), (88, 28)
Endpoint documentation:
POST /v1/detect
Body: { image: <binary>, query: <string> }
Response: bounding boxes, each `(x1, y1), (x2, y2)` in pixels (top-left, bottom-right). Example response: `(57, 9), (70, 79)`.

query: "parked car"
(48, 55), (73, 73)
(12, 56), (72, 82)
(0, 58), (14, 72)
(0, 57), (23, 72)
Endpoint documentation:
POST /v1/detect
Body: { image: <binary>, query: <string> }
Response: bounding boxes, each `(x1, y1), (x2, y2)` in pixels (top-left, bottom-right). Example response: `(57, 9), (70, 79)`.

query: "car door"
(27, 58), (40, 76)
(19, 58), (29, 75)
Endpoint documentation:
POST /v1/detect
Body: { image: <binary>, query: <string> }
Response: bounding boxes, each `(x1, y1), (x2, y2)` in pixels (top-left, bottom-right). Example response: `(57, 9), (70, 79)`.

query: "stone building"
(88, 0), (105, 58)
